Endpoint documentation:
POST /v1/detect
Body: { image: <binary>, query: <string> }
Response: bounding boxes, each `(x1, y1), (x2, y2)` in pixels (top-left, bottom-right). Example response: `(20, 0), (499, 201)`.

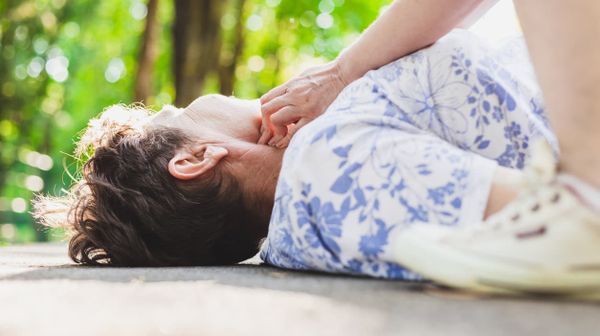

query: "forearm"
(337, 0), (484, 84)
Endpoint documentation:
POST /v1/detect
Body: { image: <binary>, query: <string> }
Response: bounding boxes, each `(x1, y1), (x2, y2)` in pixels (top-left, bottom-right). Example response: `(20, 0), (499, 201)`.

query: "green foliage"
(0, 0), (389, 243)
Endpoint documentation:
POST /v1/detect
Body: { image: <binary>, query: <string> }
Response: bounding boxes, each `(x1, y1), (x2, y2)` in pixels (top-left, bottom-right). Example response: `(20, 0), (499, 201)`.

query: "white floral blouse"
(260, 29), (558, 279)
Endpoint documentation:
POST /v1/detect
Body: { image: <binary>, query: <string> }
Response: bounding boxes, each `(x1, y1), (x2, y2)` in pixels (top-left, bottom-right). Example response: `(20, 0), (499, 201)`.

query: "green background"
(0, 0), (389, 244)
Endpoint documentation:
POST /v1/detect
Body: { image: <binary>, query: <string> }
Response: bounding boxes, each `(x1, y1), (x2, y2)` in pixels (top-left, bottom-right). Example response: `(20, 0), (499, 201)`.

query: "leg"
(366, 29), (556, 170)
(514, 0), (600, 187)
(389, 2), (600, 295)
(485, 167), (520, 218)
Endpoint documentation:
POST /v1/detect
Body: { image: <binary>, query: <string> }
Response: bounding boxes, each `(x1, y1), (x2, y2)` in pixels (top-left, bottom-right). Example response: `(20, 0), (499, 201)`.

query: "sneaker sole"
(392, 231), (600, 298)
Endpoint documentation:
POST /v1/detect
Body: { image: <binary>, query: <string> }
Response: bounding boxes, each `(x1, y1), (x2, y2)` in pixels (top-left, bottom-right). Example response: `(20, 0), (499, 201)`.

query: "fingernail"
(269, 135), (282, 146)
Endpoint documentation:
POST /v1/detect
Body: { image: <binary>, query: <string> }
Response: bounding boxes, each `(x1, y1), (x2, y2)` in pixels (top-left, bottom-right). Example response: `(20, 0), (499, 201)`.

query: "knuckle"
(289, 86), (303, 95)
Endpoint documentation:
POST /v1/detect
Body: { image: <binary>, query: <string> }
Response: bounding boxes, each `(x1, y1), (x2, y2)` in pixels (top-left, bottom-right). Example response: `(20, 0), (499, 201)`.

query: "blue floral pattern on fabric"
(260, 30), (557, 280)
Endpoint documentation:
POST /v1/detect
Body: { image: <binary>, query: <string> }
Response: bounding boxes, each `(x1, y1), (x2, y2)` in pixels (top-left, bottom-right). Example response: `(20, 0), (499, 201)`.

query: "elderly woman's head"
(35, 95), (284, 266)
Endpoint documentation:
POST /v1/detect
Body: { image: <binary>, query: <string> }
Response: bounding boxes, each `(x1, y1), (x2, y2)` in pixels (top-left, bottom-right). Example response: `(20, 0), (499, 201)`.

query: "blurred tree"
(0, 0), (71, 241)
(134, 0), (160, 102)
(0, 0), (175, 243)
(173, 0), (225, 105)
(219, 0), (247, 96)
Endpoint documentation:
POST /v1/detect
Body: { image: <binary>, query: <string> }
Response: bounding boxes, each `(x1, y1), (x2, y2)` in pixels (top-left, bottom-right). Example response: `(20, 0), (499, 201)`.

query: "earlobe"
(168, 144), (229, 180)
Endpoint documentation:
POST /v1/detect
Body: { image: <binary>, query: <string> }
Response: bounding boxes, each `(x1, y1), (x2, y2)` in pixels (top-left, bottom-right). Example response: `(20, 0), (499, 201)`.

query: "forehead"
(148, 104), (187, 128)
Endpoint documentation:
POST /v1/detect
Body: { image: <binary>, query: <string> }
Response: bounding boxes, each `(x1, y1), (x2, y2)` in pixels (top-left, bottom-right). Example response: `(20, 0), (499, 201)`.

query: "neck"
(225, 142), (285, 232)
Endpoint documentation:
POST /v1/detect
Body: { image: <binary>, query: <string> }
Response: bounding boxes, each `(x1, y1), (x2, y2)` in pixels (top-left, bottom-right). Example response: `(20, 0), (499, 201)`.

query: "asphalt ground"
(0, 243), (598, 336)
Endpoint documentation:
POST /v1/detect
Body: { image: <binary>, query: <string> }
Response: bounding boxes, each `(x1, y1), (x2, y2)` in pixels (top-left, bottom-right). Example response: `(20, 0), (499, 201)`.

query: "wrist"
(335, 50), (364, 86)
(327, 60), (347, 93)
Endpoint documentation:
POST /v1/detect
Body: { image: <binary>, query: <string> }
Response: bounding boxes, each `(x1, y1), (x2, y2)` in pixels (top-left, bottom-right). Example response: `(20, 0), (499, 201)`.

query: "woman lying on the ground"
(34, 29), (557, 278)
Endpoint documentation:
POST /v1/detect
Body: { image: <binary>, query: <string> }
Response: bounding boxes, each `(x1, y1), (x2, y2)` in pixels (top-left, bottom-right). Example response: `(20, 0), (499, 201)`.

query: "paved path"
(0, 243), (598, 336)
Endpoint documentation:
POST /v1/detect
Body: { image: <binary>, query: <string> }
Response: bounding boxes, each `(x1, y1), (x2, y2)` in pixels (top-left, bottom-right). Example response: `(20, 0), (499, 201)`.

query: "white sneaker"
(391, 141), (600, 297)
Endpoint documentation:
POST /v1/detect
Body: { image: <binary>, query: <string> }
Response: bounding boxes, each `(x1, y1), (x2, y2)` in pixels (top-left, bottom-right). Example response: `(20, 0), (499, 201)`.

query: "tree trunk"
(173, 0), (225, 106)
(219, 0), (247, 96)
(134, 0), (160, 103)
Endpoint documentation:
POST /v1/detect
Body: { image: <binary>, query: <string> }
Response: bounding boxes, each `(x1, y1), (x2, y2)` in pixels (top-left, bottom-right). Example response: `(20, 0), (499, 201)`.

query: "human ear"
(168, 144), (229, 180)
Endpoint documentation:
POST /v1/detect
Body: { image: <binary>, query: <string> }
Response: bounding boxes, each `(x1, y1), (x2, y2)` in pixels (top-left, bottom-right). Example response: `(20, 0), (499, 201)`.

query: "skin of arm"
(260, 0), (496, 147)
(338, 0), (488, 84)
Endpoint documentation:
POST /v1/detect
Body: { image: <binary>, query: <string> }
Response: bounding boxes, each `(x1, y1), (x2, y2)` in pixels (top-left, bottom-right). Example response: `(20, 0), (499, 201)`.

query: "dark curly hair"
(34, 105), (265, 266)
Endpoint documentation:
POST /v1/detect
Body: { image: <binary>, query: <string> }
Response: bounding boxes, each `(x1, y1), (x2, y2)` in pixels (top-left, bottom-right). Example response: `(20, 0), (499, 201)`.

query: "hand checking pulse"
(258, 61), (347, 148)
